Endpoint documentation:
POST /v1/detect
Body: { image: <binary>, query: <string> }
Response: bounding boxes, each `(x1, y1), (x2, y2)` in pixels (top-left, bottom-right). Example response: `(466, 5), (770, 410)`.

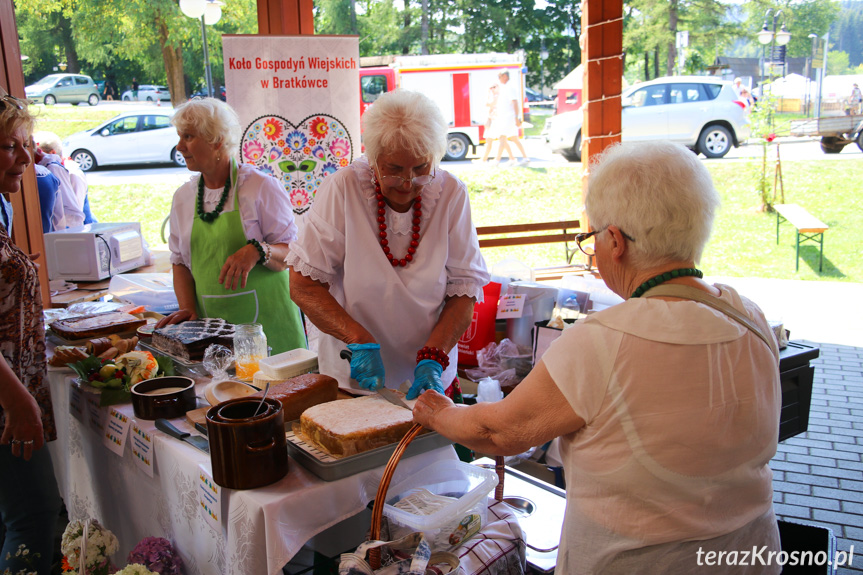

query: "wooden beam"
(257, 0), (314, 35)
(581, 0), (623, 233)
(1, 0), (50, 307)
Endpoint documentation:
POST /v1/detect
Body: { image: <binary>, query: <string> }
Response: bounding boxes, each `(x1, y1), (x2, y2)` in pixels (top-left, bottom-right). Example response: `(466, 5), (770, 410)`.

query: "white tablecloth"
(46, 369), (457, 575)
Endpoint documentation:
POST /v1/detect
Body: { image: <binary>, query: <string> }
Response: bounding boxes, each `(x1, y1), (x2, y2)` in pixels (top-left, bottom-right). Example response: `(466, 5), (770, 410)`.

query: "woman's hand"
(412, 389), (455, 430)
(0, 387), (44, 461)
(155, 308), (197, 329)
(407, 360), (444, 400)
(219, 243), (260, 291)
(346, 343), (385, 390)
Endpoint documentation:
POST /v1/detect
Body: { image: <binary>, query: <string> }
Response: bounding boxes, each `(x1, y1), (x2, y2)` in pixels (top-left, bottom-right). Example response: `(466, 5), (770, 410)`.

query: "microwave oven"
(44, 222), (147, 282)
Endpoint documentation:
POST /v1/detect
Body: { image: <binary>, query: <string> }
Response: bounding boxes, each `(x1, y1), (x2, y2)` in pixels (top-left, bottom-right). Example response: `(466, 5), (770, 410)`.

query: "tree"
(826, 50), (852, 74)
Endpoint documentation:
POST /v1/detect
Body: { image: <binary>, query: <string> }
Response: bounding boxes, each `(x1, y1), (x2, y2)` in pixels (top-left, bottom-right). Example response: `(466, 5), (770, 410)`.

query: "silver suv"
(544, 76), (751, 160)
(24, 74), (101, 106)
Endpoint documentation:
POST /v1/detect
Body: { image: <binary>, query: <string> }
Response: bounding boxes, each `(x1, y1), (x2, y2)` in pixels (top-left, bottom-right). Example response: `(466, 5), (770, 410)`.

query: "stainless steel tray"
(286, 422), (453, 481)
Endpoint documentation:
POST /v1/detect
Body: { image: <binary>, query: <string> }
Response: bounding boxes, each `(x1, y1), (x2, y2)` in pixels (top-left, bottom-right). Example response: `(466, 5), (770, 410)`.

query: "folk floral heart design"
(240, 114), (353, 215)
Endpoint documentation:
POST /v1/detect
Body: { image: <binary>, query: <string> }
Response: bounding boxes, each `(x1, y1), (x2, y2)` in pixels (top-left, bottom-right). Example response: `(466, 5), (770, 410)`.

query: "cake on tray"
(151, 318), (235, 361)
(296, 393), (417, 458)
(50, 312), (146, 341)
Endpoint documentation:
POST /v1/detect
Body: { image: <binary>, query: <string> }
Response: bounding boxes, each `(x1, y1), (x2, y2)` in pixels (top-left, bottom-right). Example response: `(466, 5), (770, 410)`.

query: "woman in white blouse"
(288, 90), (489, 399)
(156, 98), (305, 355)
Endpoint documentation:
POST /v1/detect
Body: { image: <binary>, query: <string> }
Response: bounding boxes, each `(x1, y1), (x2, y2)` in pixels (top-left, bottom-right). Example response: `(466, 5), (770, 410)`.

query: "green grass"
(30, 104), (119, 140)
(85, 158), (863, 284)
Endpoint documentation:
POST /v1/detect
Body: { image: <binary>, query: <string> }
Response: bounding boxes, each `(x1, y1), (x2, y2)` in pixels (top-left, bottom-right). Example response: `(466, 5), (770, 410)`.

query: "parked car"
(121, 85), (172, 102)
(189, 85), (227, 101)
(24, 73), (101, 106)
(525, 87), (544, 102)
(62, 110), (185, 171)
(544, 76), (751, 161)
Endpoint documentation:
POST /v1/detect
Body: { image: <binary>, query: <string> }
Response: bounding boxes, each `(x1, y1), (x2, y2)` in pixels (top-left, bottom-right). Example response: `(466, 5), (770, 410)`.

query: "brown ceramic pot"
(206, 397), (288, 489)
(131, 376), (196, 420)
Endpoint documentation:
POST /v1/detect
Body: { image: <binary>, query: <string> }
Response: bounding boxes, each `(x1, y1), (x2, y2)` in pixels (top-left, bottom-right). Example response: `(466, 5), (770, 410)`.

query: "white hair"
(171, 97), (241, 154)
(362, 89), (447, 165)
(586, 141), (720, 268)
(33, 130), (63, 155)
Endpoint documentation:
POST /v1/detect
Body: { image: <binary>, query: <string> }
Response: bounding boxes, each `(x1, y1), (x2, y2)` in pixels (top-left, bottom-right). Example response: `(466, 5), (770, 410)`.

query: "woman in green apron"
(155, 98), (305, 355)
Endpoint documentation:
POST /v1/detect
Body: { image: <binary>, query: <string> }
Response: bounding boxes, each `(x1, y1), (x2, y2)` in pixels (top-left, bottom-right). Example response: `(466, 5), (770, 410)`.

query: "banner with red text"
(222, 35), (360, 220)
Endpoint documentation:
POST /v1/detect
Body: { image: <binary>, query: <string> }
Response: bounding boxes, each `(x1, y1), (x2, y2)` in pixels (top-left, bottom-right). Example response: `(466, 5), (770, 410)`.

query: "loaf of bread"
(249, 373), (338, 422)
(51, 312), (146, 341)
(48, 346), (89, 367)
(298, 393), (415, 458)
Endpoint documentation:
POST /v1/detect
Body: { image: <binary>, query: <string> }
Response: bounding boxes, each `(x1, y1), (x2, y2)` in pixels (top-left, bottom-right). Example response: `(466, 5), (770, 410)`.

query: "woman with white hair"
(414, 141), (782, 574)
(288, 89), (489, 399)
(156, 98), (305, 355)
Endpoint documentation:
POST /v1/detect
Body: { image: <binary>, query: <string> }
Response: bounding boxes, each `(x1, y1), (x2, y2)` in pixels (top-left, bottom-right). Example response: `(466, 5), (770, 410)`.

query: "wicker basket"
(367, 423), (506, 569)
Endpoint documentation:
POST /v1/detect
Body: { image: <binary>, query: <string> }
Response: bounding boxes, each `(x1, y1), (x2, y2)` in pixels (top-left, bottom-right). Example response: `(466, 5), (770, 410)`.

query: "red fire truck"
(359, 53), (526, 160)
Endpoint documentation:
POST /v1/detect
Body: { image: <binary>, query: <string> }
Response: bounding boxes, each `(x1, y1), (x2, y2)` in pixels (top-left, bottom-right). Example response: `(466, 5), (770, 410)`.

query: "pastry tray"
(137, 340), (210, 377)
(286, 421), (453, 482)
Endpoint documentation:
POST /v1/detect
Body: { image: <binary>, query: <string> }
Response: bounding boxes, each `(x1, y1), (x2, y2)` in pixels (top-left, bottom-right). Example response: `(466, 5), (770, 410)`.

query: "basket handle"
(369, 422), (425, 569)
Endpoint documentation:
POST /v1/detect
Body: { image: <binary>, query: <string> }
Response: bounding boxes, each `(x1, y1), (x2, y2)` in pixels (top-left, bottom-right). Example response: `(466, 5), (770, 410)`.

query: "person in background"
(35, 162), (62, 233)
(155, 97), (306, 355)
(103, 78), (117, 102)
(413, 141), (781, 574)
(849, 83), (862, 116)
(131, 78), (139, 101)
(0, 88), (63, 575)
(475, 84), (511, 164)
(34, 131), (97, 225)
(493, 70), (529, 166)
(288, 89), (489, 399)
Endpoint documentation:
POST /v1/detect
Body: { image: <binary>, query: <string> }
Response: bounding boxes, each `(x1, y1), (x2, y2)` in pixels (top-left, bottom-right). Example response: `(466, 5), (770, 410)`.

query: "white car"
(121, 85), (172, 102)
(62, 110), (185, 171)
(544, 76), (751, 160)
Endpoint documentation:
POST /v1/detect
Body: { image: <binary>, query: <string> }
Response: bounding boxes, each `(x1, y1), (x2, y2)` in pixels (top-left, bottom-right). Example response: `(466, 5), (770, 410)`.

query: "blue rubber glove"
(346, 343), (385, 391)
(407, 359), (444, 400)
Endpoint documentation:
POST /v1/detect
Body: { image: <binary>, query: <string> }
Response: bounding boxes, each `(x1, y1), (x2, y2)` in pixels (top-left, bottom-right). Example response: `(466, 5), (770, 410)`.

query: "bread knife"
(339, 349), (412, 410)
(155, 418), (210, 454)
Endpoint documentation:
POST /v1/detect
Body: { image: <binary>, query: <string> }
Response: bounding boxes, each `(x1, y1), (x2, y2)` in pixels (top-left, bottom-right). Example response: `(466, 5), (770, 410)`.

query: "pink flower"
(329, 138), (350, 159)
(766, 133), (776, 142)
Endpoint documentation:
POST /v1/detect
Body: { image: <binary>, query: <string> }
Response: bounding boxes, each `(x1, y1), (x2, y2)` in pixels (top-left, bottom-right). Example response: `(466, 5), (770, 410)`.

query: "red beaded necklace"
(373, 176), (421, 267)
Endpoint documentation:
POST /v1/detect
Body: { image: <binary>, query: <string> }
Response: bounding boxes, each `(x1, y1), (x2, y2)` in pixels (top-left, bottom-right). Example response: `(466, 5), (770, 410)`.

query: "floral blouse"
(0, 228), (55, 442)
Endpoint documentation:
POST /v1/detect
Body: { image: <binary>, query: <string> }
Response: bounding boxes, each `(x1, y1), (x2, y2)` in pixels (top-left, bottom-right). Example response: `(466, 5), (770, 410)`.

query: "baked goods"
(249, 373), (338, 421)
(297, 393), (415, 458)
(151, 318), (235, 361)
(48, 346), (88, 367)
(50, 312), (146, 341)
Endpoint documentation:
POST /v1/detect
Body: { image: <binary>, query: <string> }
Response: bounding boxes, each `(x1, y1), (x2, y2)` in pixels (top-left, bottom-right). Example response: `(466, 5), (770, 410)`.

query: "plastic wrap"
(202, 344), (235, 383)
(463, 339), (525, 388)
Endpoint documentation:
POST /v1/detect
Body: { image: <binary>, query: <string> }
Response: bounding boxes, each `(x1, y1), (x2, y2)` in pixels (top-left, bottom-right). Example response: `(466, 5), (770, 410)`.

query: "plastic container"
(108, 273), (178, 314)
(382, 460), (498, 550)
(258, 348), (318, 380)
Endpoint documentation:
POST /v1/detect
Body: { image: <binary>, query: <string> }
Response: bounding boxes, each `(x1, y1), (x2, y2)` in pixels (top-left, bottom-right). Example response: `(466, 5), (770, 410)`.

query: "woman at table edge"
(413, 141), (782, 574)
(155, 97), (305, 355)
(0, 88), (62, 575)
(287, 89), (489, 398)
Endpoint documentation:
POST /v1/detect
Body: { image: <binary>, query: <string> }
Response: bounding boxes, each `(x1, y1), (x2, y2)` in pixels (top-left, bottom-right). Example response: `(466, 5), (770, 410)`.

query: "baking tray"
(137, 339), (211, 377)
(286, 422), (453, 481)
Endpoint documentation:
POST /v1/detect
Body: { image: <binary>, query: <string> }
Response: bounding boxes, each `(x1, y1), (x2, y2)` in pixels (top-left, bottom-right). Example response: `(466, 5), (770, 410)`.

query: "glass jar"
(233, 323), (268, 381)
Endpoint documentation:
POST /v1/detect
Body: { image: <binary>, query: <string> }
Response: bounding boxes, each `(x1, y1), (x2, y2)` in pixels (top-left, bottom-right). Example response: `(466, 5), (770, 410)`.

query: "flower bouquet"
(60, 519), (118, 575)
(126, 537), (183, 575)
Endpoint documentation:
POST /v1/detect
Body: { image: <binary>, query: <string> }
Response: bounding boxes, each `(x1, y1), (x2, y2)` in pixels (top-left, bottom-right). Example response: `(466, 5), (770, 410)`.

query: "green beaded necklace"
(630, 268), (703, 299)
(196, 173), (231, 223)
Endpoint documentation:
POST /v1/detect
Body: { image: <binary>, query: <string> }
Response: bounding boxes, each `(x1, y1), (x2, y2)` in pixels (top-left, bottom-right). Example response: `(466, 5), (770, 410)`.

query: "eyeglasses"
(375, 161), (436, 188)
(0, 94), (30, 110)
(575, 227), (635, 256)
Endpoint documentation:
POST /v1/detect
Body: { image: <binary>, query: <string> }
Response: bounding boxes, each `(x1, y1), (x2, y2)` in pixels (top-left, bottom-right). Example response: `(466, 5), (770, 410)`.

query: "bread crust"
(249, 373), (338, 421)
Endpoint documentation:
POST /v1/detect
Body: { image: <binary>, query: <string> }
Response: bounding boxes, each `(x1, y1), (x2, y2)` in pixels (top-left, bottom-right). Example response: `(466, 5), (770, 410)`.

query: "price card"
(86, 393), (107, 434)
(102, 408), (131, 456)
(68, 380), (84, 423)
(130, 422), (155, 478)
(197, 466), (223, 532)
(496, 293), (526, 319)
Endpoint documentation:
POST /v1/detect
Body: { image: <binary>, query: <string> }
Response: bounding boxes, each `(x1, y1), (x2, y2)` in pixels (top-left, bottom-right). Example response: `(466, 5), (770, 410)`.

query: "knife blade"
(339, 349), (412, 409)
(155, 418), (210, 454)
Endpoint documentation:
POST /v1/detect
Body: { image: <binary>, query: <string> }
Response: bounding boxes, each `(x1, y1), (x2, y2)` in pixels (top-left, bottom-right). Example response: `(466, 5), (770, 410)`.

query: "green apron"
(190, 162), (306, 355)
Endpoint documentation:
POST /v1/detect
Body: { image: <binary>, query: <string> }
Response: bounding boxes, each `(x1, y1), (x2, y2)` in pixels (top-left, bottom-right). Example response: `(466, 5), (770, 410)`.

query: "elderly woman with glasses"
(288, 90), (489, 399)
(0, 91), (62, 575)
(414, 141), (782, 574)
(155, 97), (305, 355)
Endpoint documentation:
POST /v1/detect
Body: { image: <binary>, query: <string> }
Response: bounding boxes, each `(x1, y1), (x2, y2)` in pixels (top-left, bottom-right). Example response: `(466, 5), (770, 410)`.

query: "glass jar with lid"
(233, 323), (268, 381)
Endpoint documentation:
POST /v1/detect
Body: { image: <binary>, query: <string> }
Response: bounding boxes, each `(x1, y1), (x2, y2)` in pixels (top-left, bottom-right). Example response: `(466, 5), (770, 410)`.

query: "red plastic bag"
(456, 282), (501, 367)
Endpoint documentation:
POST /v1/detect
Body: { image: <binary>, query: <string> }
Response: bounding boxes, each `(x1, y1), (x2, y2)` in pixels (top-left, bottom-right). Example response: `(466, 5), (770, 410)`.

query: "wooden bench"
(774, 204), (829, 272)
(475, 220), (592, 281)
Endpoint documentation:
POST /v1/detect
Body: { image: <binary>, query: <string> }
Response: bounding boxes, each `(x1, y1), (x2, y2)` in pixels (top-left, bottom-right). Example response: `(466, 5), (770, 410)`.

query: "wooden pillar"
(0, 0), (50, 307)
(580, 0), (623, 227)
(257, 0), (315, 35)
